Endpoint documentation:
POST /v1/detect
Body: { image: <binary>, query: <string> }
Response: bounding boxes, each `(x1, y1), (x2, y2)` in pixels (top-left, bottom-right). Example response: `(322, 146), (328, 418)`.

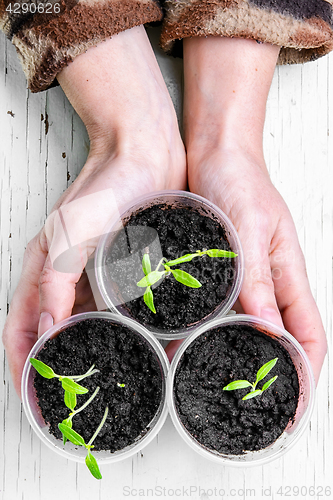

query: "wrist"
(56, 24), (186, 194)
(188, 144), (269, 191)
(57, 25), (178, 159)
(183, 36), (279, 164)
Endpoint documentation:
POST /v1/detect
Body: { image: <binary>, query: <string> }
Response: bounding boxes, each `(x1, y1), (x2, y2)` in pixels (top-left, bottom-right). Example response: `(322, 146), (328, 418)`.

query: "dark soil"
(106, 204), (236, 331)
(33, 318), (163, 452)
(174, 324), (299, 455)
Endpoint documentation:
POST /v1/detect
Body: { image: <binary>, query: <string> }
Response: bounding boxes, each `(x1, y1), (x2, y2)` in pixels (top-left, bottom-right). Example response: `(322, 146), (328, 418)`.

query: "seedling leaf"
(64, 390), (77, 410)
(142, 254), (151, 276)
(170, 269), (202, 288)
(166, 253), (200, 266)
(61, 417), (73, 445)
(61, 378), (89, 395)
(262, 375), (278, 392)
(61, 417), (73, 428)
(223, 380), (253, 391)
(85, 451), (102, 480)
(137, 271), (165, 288)
(58, 423), (85, 446)
(255, 358), (278, 384)
(29, 359), (55, 379)
(206, 249), (238, 258)
(143, 286), (156, 313)
(242, 390), (262, 401)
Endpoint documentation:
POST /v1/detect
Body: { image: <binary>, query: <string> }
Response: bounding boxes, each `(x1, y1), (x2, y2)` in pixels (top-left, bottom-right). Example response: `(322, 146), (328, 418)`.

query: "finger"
(39, 187), (121, 321)
(165, 339), (184, 362)
(38, 312), (54, 338)
(230, 298), (244, 314)
(44, 188), (120, 274)
(271, 220), (327, 384)
(2, 234), (46, 397)
(238, 225), (284, 328)
(39, 252), (83, 324)
(72, 271), (98, 315)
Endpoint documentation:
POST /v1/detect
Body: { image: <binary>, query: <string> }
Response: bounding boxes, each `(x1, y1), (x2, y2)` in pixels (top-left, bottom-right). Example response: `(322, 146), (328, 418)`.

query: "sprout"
(30, 359), (99, 409)
(30, 358), (107, 480)
(223, 358), (278, 401)
(59, 406), (109, 479)
(137, 249), (237, 314)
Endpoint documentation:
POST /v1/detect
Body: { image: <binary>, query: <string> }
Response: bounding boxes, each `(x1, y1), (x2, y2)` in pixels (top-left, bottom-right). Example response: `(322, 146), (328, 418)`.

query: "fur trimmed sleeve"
(0, 0), (163, 92)
(160, 0), (333, 64)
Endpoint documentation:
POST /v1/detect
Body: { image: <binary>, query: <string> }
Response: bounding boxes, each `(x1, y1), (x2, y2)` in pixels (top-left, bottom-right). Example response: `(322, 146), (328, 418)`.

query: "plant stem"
(69, 387), (100, 419)
(58, 364), (99, 381)
(155, 257), (166, 273)
(87, 406), (109, 447)
(75, 369), (100, 382)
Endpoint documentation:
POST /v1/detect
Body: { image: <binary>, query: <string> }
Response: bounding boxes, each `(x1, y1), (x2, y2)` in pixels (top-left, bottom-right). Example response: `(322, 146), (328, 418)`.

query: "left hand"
(166, 36), (327, 383)
(2, 26), (187, 397)
(166, 148), (327, 384)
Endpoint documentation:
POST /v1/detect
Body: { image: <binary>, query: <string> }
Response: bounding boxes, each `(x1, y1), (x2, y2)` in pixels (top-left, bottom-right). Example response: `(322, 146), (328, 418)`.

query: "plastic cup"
(21, 312), (169, 464)
(167, 314), (315, 466)
(95, 190), (244, 340)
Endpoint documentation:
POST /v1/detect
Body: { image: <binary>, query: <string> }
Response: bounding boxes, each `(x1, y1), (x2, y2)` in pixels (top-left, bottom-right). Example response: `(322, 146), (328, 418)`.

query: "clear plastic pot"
(21, 312), (169, 465)
(167, 315), (315, 466)
(95, 190), (244, 340)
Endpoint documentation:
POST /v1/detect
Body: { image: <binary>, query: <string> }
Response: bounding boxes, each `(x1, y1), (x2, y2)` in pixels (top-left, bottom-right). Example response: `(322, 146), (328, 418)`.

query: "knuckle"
(39, 266), (56, 289)
(24, 232), (45, 264)
(254, 275), (275, 291)
(246, 267), (275, 292)
(24, 238), (38, 259)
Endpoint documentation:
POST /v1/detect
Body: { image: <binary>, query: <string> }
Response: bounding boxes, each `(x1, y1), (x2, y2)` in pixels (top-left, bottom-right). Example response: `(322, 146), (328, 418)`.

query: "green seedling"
(59, 406), (109, 480)
(30, 358), (99, 408)
(60, 387), (100, 444)
(223, 358), (278, 401)
(137, 249), (238, 314)
(31, 357), (108, 479)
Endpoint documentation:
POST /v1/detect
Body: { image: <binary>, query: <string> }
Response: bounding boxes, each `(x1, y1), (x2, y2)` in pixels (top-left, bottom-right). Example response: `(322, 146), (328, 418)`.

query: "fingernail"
(260, 307), (284, 328)
(38, 312), (54, 338)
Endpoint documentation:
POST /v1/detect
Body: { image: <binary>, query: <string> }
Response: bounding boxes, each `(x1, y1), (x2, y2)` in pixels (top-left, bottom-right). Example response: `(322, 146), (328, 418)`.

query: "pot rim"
(167, 314), (315, 467)
(21, 311), (169, 464)
(95, 189), (244, 340)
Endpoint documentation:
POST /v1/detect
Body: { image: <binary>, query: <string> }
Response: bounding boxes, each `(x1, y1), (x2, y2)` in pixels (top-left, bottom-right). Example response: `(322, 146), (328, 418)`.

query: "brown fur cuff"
(1, 0), (163, 92)
(160, 0), (333, 64)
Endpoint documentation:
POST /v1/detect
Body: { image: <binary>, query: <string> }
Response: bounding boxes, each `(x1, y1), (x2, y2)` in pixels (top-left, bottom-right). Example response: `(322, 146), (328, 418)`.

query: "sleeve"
(160, 0), (333, 65)
(0, 0), (163, 92)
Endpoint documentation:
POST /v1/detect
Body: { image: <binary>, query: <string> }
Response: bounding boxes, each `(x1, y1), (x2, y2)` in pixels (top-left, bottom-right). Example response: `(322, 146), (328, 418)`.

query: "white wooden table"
(1, 27), (332, 500)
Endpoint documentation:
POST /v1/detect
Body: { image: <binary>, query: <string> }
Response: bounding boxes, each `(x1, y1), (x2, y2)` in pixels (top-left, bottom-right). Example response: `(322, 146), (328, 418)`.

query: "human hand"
(2, 25), (186, 397)
(186, 149), (327, 383)
(166, 36), (327, 382)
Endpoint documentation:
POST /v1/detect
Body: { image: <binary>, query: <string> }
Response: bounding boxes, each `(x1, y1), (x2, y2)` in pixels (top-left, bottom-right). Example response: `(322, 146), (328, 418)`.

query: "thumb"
(38, 254), (82, 333)
(239, 238), (283, 329)
(38, 312), (54, 338)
